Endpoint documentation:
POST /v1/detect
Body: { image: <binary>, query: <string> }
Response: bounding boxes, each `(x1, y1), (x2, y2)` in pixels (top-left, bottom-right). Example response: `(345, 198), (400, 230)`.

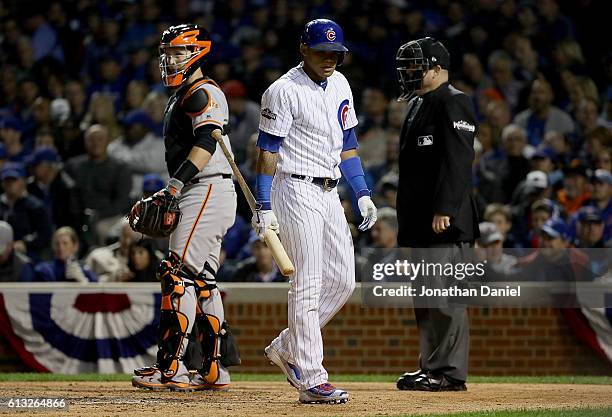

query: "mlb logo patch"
(417, 135), (433, 146)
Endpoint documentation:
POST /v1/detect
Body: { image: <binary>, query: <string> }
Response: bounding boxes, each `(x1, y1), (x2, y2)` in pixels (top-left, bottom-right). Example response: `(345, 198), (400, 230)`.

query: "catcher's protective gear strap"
(172, 159), (200, 187)
(193, 123), (217, 155)
(255, 174), (273, 210)
(157, 271), (189, 380)
(256, 130), (283, 153)
(341, 127), (358, 151)
(193, 263), (217, 302)
(340, 156), (370, 198)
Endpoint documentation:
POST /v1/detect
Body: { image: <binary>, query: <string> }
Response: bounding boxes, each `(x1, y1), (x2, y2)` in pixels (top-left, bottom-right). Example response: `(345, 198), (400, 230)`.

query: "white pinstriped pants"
(269, 175), (356, 389)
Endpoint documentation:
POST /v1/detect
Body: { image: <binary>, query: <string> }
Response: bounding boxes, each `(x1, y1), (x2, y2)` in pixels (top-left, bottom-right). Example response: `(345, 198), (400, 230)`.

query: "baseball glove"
(127, 190), (181, 237)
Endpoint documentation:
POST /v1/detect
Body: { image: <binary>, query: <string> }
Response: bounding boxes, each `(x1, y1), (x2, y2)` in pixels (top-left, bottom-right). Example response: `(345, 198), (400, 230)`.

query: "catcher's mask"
(159, 24), (212, 88)
(396, 37), (449, 102)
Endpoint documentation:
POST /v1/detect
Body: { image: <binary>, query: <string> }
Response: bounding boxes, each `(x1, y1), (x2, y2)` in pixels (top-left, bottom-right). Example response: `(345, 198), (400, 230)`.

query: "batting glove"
(357, 196), (378, 231)
(252, 209), (280, 240)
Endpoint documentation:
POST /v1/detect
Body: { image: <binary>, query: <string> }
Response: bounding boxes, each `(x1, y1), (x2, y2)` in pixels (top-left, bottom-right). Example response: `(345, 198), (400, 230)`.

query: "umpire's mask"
(396, 37), (449, 102)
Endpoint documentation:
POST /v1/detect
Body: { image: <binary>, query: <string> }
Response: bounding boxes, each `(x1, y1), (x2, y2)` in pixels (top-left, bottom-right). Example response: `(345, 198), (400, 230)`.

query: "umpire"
(394, 38), (479, 391)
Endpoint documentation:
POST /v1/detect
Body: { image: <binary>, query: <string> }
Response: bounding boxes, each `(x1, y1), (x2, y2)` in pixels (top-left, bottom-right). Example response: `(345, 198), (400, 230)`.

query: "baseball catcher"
(131, 23), (240, 392)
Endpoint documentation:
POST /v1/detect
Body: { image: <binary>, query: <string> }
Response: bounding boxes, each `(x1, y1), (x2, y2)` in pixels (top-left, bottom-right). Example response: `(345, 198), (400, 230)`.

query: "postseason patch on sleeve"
(453, 120), (476, 132)
(261, 108), (277, 120)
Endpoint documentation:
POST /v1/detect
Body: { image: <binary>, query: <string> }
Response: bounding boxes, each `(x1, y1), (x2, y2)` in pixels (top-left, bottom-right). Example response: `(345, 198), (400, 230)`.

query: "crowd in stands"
(0, 0), (610, 283)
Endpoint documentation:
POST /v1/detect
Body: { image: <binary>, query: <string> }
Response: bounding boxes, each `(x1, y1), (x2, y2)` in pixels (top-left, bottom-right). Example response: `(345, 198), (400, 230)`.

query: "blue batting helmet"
(301, 19), (348, 53)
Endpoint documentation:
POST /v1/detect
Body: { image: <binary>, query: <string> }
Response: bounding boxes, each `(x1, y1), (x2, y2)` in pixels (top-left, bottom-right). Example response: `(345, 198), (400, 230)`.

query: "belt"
(189, 173), (232, 184)
(291, 174), (339, 191)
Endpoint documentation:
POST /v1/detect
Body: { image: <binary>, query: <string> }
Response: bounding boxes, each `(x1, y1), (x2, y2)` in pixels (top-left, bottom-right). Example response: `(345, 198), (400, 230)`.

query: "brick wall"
(228, 304), (612, 376)
(0, 283), (610, 375)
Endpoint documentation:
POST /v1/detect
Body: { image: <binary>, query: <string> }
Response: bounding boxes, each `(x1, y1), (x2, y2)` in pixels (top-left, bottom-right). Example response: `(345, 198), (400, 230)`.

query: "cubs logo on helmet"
(326, 28), (336, 42)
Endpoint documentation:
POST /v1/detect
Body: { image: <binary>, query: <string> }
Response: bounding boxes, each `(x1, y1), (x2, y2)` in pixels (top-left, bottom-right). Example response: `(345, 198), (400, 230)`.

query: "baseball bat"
(211, 129), (295, 276)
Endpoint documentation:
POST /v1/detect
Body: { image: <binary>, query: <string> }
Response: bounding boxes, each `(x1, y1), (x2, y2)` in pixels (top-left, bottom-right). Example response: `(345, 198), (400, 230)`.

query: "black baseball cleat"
(396, 369), (427, 390)
(397, 372), (466, 392)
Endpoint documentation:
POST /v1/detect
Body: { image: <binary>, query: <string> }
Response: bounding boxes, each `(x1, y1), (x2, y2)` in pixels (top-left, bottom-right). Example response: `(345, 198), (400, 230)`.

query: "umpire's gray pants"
(412, 243), (471, 382)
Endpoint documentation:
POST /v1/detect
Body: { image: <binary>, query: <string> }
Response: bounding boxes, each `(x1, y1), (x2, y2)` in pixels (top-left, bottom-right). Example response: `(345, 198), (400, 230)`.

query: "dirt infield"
(1, 381), (611, 416)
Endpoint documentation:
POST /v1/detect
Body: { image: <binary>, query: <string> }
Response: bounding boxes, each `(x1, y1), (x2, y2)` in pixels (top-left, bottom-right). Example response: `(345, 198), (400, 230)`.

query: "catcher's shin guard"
(184, 264), (240, 383)
(155, 254), (191, 381)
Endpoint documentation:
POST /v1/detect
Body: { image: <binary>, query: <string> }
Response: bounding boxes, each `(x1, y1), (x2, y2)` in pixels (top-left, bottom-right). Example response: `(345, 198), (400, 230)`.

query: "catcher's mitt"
(127, 190), (181, 237)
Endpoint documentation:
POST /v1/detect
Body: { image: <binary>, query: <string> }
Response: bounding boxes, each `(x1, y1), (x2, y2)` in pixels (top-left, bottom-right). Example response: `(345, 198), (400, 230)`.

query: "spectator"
(0, 116), (28, 162)
(477, 222), (517, 274)
(32, 96), (52, 132)
(594, 148), (611, 172)
(232, 234), (284, 283)
(34, 226), (96, 282)
(85, 221), (139, 282)
(369, 133), (400, 184)
(513, 78), (575, 146)
(124, 80), (148, 112)
(585, 169), (612, 242)
(0, 144), (7, 170)
(0, 162), (52, 260)
(0, 221), (34, 282)
(357, 87), (389, 168)
(222, 80), (260, 164)
(26, 147), (81, 230)
(86, 53), (126, 111)
(66, 124), (131, 244)
(557, 163), (591, 215)
(539, 218), (572, 251)
(141, 91), (167, 137)
(583, 127), (612, 167)
(543, 131), (572, 168)
(510, 170), (553, 246)
(24, 9), (65, 63)
(515, 220), (592, 288)
(528, 199), (561, 248)
(486, 51), (524, 111)
(107, 110), (166, 199)
(142, 173), (164, 198)
(126, 239), (161, 282)
(483, 100), (511, 147)
(461, 53), (492, 97)
(575, 98), (602, 138)
(80, 92), (122, 140)
(64, 80), (87, 124)
(500, 124), (532, 202)
(483, 203), (518, 248)
(370, 207), (397, 248)
(375, 172), (398, 210)
(574, 207), (606, 248)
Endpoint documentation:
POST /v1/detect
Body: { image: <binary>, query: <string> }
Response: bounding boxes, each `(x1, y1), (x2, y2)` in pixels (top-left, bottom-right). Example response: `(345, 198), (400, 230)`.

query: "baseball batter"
(253, 19), (378, 404)
(131, 24), (240, 391)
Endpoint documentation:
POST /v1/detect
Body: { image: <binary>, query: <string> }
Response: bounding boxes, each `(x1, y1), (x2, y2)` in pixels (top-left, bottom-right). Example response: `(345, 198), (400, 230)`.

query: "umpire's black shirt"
(397, 82), (479, 246)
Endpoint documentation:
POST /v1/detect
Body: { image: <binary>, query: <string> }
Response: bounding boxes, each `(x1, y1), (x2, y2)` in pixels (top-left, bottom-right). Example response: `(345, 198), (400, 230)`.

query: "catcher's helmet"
(396, 37), (449, 101)
(301, 19), (348, 65)
(159, 24), (212, 88)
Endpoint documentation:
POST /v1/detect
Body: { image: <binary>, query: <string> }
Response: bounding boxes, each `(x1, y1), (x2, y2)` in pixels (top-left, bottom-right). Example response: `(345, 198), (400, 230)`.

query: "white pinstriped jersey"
(189, 82), (233, 178)
(258, 62), (358, 179)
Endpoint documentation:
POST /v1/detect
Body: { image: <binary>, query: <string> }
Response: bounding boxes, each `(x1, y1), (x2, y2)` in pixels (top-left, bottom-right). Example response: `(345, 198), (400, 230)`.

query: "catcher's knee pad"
(155, 253), (192, 380)
(193, 262), (217, 303)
